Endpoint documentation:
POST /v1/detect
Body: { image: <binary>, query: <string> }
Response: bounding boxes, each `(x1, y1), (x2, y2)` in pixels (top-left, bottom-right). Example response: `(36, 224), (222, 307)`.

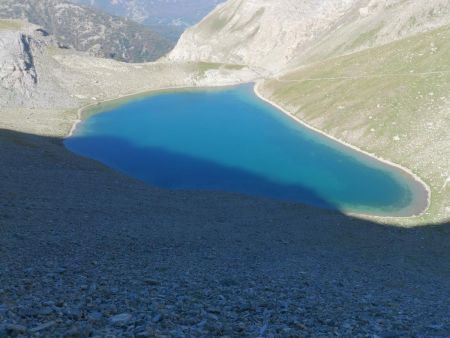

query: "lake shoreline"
(66, 81), (431, 221)
(253, 81), (431, 220)
(67, 83), (248, 138)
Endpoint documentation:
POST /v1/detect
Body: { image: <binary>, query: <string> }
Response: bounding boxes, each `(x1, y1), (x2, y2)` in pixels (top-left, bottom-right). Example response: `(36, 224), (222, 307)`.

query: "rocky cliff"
(0, 21), (77, 109)
(0, 30), (37, 97)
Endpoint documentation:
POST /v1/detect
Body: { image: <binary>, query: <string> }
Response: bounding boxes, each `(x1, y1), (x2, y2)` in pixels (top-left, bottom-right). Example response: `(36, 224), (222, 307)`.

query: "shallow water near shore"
(65, 84), (428, 216)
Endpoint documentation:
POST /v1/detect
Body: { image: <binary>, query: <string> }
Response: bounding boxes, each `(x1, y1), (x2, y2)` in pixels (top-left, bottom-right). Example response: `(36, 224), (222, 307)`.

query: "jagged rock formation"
(168, 0), (450, 73)
(0, 30), (37, 96)
(0, 0), (172, 63)
(0, 21), (76, 109)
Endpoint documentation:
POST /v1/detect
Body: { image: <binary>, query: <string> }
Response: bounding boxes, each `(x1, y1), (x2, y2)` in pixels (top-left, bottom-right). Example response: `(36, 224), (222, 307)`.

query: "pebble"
(5, 324), (27, 334)
(144, 279), (160, 286)
(109, 313), (132, 325)
(29, 321), (56, 332)
(152, 313), (162, 323)
(88, 312), (103, 322)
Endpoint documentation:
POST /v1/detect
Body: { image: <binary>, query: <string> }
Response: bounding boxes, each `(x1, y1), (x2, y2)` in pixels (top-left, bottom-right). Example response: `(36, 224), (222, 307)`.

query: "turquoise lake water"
(65, 84), (427, 216)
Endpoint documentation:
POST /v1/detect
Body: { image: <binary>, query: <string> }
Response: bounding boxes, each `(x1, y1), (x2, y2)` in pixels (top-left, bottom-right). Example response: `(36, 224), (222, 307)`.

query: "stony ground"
(1, 128), (450, 337)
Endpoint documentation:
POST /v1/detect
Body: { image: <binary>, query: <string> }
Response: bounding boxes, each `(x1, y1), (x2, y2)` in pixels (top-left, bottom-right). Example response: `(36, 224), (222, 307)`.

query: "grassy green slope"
(259, 25), (450, 225)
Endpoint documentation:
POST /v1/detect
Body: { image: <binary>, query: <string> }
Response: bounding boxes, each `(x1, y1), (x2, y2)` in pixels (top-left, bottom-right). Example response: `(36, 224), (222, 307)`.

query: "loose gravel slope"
(1, 129), (449, 337)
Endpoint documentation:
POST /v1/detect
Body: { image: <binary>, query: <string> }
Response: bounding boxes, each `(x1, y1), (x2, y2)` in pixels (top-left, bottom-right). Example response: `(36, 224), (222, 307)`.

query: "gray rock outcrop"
(0, 30), (37, 97)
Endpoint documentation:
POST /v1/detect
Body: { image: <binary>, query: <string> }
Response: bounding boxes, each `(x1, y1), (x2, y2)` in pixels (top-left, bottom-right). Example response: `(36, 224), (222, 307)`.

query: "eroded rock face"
(0, 24), (79, 110)
(0, 30), (37, 97)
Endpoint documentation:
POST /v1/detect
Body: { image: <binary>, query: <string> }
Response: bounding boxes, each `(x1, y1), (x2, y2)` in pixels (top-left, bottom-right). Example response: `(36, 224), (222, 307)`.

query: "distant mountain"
(0, 0), (173, 62)
(167, 0), (357, 72)
(71, 0), (224, 40)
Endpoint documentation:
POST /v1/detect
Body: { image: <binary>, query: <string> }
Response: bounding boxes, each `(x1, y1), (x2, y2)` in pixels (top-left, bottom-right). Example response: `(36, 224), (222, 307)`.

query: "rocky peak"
(0, 21), (74, 109)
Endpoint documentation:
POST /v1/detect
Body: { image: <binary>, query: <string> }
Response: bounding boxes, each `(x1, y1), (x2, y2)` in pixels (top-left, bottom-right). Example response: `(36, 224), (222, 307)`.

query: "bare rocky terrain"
(1, 129), (449, 337)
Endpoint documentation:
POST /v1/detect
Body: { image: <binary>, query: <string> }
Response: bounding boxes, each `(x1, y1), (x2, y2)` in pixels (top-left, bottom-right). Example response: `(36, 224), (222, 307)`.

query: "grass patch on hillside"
(261, 25), (450, 224)
(348, 24), (384, 50)
(266, 24), (450, 131)
(0, 20), (23, 31)
(196, 62), (245, 73)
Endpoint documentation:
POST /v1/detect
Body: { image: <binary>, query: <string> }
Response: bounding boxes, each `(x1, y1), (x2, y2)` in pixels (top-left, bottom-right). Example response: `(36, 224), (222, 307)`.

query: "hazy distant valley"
(0, 0), (222, 62)
(73, 0), (224, 27)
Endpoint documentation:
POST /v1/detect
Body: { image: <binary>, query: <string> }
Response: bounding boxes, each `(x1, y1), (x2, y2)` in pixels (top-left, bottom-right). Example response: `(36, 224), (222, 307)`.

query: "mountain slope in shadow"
(0, 128), (449, 336)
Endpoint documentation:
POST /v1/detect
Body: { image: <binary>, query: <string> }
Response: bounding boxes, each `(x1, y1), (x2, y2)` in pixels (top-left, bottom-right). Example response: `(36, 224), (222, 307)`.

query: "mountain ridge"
(72, 0), (224, 27)
(0, 0), (173, 62)
(71, 0), (225, 41)
(168, 0), (450, 73)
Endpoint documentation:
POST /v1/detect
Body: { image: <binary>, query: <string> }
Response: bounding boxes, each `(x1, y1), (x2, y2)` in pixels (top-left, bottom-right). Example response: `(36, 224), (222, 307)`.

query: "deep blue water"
(65, 84), (426, 216)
